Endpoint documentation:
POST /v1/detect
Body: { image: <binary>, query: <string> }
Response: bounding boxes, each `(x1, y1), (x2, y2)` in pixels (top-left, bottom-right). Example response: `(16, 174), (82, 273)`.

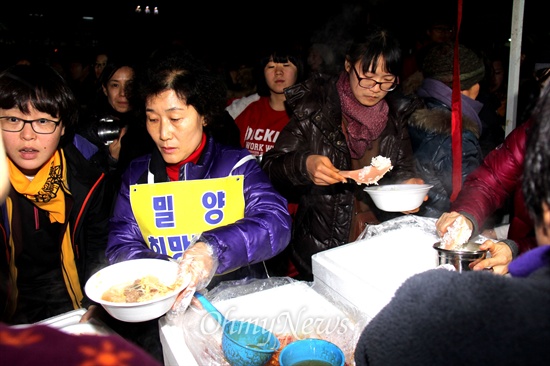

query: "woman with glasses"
(0, 63), (114, 325)
(261, 25), (424, 281)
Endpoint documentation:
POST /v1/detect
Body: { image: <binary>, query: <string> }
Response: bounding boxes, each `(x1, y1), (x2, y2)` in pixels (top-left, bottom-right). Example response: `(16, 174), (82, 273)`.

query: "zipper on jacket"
(34, 206), (39, 230)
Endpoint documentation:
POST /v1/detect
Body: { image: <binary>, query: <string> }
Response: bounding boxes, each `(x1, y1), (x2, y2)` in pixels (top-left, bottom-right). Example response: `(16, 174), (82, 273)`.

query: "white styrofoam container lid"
(312, 220), (439, 319)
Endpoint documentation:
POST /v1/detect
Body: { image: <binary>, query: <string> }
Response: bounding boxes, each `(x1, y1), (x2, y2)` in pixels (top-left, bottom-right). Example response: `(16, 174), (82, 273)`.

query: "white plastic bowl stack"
(363, 184), (433, 212)
(85, 258), (186, 323)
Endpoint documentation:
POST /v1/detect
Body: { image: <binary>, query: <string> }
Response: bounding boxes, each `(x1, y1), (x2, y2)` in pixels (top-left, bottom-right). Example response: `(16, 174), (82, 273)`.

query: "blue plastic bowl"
(222, 320), (280, 366)
(278, 338), (345, 366)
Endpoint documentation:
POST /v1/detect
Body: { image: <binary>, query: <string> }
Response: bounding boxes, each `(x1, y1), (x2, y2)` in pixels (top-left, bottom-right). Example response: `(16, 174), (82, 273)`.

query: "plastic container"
(194, 293), (280, 366)
(166, 280), (364, 365)
(312, 216), (439, 320)
(279, 338), (345, 366)
(36, 308), (114, 336)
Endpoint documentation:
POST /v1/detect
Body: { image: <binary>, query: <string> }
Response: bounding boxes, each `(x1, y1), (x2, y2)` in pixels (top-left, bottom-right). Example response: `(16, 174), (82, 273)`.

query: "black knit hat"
(422, 42), (485, 90)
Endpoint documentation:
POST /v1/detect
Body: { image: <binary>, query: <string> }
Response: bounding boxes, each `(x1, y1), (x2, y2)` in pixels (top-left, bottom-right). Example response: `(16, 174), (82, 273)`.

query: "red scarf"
(166, 133), (207, 181)
(337, 71), (389, 159)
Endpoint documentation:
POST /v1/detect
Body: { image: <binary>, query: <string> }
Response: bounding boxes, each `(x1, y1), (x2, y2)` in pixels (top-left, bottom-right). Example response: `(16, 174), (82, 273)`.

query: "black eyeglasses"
(352, 66), (399, 92)
(0, 116), (61, 134)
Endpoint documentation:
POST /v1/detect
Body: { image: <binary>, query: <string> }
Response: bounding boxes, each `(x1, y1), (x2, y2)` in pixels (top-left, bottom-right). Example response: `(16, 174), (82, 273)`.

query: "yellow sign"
(129, 176), (245, 260)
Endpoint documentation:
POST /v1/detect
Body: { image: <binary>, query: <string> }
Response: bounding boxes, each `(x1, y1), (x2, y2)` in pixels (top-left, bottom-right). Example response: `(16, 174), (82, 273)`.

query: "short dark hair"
(347, 24), (402, 77)
(523, 82), (550, 223)
(0, 63), (79, 145)
(134, 45), (227, 130)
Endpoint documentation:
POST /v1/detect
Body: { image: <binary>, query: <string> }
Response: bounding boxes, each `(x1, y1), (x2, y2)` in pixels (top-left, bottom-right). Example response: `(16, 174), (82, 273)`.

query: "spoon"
(339, 164), (392, 185)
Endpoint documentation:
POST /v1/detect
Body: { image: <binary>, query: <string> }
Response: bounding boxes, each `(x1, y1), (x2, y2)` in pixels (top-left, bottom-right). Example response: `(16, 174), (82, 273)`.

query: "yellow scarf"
(6, 150), (84, 312)
(7, 150), (68, 223)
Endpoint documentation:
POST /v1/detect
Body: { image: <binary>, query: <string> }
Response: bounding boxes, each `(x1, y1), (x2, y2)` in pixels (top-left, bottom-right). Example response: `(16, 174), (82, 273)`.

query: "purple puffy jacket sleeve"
(199, 159), (292, 274)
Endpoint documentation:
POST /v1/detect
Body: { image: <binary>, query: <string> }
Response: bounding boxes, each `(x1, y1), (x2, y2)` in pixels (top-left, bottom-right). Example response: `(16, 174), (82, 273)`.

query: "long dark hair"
(255, 46), (305, 97)
(97, 59), (138, 107)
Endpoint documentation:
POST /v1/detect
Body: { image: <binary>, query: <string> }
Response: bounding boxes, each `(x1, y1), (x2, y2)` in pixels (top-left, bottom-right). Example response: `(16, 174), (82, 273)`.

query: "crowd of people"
(1, 14), (549, 365)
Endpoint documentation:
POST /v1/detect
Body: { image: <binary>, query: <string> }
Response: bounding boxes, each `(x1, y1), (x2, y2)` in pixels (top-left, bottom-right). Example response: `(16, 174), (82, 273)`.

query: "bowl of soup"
(85, 258), (188, 322)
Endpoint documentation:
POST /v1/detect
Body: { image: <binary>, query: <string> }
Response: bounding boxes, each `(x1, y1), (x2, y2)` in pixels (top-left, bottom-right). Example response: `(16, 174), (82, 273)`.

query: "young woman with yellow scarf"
(0, 114), (162, 365)
(0, 63), (114, 325)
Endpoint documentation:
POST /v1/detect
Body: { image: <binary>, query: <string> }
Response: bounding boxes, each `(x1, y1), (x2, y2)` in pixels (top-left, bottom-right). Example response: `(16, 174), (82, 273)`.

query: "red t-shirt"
(234, 96), (289, 157)
(235, 96), (298, 278)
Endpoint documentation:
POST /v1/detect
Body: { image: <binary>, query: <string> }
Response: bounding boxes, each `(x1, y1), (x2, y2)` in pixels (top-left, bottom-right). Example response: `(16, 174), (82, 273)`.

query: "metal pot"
(433, 242), (488, 272)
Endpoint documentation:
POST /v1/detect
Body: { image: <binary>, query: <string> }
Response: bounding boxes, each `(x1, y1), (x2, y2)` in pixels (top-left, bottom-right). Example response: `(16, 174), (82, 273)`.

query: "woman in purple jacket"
(106, 46), (292, 308)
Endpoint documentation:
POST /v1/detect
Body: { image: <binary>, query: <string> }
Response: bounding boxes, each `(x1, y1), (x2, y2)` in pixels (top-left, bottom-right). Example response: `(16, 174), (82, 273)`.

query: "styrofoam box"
(159, 281), (367, 366)
(312, 224), (439, 321)
(36, 308), (115, 336)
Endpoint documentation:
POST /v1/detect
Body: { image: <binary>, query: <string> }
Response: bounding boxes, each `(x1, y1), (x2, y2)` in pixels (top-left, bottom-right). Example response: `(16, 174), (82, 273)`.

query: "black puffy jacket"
(261, 73), (418, 279)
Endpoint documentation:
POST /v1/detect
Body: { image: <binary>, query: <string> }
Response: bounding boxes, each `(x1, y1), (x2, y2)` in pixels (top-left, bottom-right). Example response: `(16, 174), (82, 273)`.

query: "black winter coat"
(261, 73), (418, 280)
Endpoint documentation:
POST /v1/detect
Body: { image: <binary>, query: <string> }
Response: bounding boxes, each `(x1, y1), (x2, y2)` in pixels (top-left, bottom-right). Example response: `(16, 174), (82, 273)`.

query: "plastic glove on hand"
(166, 241), (219, 324)
(436, 212), (474, 249)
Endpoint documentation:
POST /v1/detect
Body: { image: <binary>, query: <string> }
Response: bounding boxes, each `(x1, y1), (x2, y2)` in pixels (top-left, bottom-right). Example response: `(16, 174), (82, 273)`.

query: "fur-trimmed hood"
(408, 105), (481, 138)
(405, 95), (484, 218)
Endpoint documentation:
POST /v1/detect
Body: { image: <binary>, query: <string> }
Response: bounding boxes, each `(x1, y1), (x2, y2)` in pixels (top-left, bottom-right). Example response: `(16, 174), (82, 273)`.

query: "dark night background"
(0, 1), (548, 69)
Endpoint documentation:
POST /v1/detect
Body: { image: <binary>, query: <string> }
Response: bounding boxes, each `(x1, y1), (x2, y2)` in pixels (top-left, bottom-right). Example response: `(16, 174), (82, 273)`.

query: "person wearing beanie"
(405, 41), (485, 218)
(422, 42), (486, 91)
(421, 42), (505, 156)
